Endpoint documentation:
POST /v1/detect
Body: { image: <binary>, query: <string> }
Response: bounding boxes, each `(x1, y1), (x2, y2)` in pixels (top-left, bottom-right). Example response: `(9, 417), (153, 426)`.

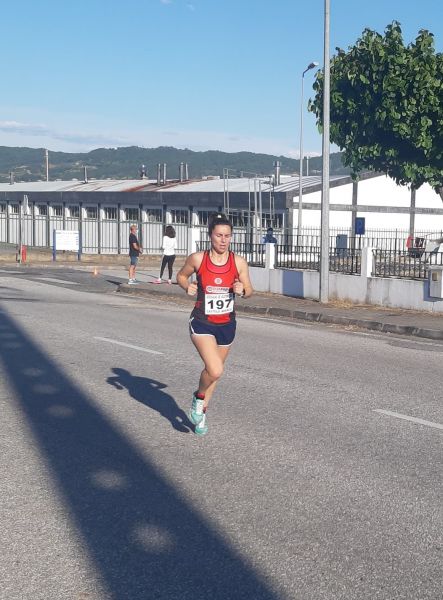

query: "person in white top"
(156, 225), (177, 284)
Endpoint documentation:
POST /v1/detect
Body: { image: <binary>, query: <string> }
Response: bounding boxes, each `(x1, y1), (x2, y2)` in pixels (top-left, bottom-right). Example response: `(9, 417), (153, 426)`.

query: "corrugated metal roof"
(0, 179), (157, 193)
(160, 175), (346, 194)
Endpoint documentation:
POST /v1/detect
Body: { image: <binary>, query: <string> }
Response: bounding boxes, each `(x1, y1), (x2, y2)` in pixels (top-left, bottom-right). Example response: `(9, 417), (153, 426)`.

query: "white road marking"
(241, 314), (312, 327)
(36, 277), (79, 285)
(374, 409), (443, 430)
(350, 330), (443, 347)
(94, 336), (163, 355)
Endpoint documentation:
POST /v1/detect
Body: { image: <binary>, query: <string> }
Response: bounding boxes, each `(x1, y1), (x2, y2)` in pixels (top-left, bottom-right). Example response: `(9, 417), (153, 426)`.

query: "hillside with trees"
(0, 145), (349, 183)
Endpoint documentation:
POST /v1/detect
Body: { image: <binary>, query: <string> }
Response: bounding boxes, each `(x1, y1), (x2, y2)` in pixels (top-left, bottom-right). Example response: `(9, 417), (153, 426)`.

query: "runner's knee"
(206, 363), (224, 381)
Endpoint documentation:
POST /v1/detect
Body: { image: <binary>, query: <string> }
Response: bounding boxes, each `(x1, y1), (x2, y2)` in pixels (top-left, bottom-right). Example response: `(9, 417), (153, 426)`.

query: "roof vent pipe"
(83, 166), (88, 183)
(273, 161), (281, 186)
(9, 171), (14, 185)
(185, 163), (189, 181)
(179, 162), (184, 182)
(157, 163), (162, 185)
(45, 149), (49, 182)
(162, 163), (167, 185)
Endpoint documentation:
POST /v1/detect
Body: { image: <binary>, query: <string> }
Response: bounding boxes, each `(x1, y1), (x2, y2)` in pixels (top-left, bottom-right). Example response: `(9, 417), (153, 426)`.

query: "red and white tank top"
(191, 251), (239, 324)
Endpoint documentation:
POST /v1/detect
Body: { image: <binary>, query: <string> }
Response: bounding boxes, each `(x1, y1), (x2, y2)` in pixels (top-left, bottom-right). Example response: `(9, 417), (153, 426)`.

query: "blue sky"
(1, 0), (442, 157)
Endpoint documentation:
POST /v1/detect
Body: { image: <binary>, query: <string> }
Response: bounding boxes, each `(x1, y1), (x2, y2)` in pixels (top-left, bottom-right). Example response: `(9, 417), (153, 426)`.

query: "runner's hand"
(233, 279), (244, 296)
(187, 282), (198, 296)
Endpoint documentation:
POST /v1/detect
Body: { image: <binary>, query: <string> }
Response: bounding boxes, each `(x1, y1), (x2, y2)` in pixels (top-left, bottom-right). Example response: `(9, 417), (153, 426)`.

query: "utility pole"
(320, 0), (330, 303)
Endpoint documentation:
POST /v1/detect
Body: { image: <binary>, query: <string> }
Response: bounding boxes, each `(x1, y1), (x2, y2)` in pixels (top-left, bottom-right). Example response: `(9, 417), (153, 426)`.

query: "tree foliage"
(309, 22), (443, 198)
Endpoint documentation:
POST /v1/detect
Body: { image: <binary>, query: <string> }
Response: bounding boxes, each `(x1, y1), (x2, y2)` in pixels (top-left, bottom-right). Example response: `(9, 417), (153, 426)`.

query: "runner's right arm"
(177, 252), (202, 295)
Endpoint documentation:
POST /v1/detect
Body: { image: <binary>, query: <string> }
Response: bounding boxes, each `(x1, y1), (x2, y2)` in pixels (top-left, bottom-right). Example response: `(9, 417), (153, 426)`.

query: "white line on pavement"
(374, 409), (443, 430)
(94, 336), (164, 355)
(36, 277), (79, 285)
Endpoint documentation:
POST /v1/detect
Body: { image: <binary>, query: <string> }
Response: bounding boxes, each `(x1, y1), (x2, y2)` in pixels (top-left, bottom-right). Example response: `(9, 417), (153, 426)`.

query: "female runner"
(177, 214), (253, 436)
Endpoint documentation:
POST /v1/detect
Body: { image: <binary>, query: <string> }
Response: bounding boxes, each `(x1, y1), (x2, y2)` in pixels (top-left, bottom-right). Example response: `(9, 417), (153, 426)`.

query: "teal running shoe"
(189, 394), (204, 425)
(195, 412), (208, 436)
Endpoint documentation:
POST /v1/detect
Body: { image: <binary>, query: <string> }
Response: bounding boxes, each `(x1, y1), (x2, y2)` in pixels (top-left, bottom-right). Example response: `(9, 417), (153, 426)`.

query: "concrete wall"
(250, 266), (443, 314)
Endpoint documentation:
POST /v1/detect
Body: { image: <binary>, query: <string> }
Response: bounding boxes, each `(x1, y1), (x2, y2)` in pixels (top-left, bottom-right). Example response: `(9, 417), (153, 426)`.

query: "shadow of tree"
(0, 307), (281, 600)
(107, 368), (192, 433)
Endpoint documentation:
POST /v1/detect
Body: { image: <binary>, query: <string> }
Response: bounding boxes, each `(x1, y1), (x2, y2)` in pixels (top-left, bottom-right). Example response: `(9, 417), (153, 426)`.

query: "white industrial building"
(1, 167), (442, 254)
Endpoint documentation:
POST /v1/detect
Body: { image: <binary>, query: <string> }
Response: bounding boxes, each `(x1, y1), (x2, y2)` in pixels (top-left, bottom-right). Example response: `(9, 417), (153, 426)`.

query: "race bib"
(204, 287), (234, 315)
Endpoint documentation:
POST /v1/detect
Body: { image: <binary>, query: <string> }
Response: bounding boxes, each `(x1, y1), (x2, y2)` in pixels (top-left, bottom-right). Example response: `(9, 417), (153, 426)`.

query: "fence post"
(187, 226), (200, 255)
(117, 203), (121, 254)
(361, 246), (374, 278)
(265, 243), (276, 270)
(46, 204), (51, 248)
(97, 203), (102, 255)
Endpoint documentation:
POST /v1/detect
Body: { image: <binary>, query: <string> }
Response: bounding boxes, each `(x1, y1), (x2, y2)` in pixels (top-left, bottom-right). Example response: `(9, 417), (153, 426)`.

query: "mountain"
(0, 145), (350, 182)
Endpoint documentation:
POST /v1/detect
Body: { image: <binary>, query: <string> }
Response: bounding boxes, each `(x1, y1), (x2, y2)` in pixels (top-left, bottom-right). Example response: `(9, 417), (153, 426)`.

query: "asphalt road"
(0, 267), (442, 600)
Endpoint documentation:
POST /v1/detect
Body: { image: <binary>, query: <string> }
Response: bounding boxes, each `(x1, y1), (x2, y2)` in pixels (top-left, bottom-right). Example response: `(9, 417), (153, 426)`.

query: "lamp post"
(298, 61), (318, 243)
(320, 0), (330, 303)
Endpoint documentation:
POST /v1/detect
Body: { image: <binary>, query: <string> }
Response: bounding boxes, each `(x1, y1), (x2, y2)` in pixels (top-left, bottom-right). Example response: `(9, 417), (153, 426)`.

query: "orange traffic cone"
(92, 266), (99, 276)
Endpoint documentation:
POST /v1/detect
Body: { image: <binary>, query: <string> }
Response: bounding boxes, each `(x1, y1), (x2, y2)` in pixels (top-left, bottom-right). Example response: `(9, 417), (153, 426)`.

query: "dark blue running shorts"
(189, 316), (236, 346)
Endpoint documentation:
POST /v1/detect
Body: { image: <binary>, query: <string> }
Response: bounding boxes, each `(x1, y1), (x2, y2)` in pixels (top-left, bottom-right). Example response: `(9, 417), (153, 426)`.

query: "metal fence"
(373, 250), (443, 279)
(275, 245), (361, 275)
(289, 233), (418, 252)
(196, 241), (265, 267)
(298, 226), (443, 240)
(1, 211), (442, 281)
(0, 214), (191, 255)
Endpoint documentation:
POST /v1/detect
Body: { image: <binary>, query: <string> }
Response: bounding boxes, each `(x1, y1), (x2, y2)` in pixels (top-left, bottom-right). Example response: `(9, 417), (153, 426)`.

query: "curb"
(117, 284), (443, 341)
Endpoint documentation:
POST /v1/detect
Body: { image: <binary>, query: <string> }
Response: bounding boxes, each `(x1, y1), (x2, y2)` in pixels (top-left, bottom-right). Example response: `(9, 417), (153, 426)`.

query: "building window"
(197, 210), (210, 226)
(11, 204), (20, 214)
(145, 208), (162, 223)
(68, 206), (79, 218)
(261, 213), (283, 229)
(104, 207), (117, 220)
(37, 204), (48, 216)
(170, 209), (189, 224)
(0, 204), (6, 213)
(125, 207), (139, 222)
(53, 205), (63, 217)
(229, 211), (249, 227)
(85, 206), (98, 219)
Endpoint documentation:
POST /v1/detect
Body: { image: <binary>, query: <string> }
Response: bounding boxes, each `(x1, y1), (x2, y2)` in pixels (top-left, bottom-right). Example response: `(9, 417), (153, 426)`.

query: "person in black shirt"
(128, 224), (142, 284)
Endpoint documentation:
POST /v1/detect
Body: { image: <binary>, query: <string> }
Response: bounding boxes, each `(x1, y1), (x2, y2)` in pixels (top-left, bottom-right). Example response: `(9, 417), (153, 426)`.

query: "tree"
(309, 22), (443, 199)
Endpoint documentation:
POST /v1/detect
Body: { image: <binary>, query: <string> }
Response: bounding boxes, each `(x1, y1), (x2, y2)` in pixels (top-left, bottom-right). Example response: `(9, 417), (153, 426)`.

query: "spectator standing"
(156, 225), (177, 284)
(128, 224), (142, 284)
(262, 227), (278, 244)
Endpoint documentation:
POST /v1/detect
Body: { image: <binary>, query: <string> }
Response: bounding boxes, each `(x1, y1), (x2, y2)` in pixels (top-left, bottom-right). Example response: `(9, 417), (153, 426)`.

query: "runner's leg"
(191, 334), (231, 408)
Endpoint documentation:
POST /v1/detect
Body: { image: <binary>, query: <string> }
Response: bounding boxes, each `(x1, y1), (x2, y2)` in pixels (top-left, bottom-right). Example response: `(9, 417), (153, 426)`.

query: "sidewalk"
(116, 271), (443, 341)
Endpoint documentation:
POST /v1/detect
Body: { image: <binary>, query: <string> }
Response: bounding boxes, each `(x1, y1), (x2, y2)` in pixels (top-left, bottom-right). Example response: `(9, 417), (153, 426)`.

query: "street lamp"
(298, 61), (318, 241)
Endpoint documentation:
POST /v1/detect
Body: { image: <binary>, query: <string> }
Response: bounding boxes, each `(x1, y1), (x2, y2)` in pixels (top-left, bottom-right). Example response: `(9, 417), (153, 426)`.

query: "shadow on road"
(0, 308), (281, 600)
(107, 368), (192, 433)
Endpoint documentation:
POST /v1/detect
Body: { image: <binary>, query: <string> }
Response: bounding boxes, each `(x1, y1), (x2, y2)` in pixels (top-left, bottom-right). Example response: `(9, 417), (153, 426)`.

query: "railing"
(196, 241), (265, 267)
(288, 233), (413, 252)
(297, 227), (443, 240)
(373, 250), (443, 279)
(275, 245), (361, 275)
